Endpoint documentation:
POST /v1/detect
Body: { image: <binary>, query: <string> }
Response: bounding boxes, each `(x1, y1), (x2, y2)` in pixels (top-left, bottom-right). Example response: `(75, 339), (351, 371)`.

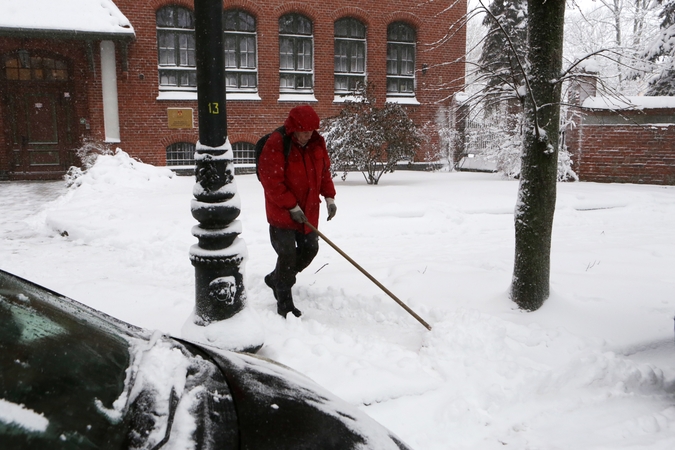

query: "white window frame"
(224, 9), (258, 95)
(279, 13), (314, 96)
(386, 22), (416, 99)
(334, 17), (367, 96)
(156, 6), (197, 94)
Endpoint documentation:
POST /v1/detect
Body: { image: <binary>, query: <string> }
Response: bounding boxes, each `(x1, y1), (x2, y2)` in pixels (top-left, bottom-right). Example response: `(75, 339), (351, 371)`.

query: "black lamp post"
(189, 0), (248, 328)
(194, 0), (227, 147)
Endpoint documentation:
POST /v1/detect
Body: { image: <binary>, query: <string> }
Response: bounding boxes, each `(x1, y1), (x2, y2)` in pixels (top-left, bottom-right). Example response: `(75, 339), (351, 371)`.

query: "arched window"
(224, 9), (258, 92)
(166, 142), (195, 166)
(386, 22), (416, 96)
(334, 18), (366, 94)
(279, 14), (314, 93)
(232, 141), (255, 164)
(156, 6), (196, 91)
(3, 53), (68, 81)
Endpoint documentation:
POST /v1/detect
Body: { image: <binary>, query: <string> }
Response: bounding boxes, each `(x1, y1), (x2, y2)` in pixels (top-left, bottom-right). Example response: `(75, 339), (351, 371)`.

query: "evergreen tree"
(645, 0), (675, 95)
(478, 0), (529, 104)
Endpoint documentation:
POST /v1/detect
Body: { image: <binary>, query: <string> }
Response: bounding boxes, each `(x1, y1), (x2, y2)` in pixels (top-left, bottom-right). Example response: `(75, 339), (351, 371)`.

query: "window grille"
(334, 18), (366, 94)
(279, 14), (314, 93)
(232, 141), (255, 164)
(386, 22), (416, 96)
(3, 53), (68, 81)
(224, 9), (258, 92)
(166, 142), (195, 166)
(156, 6), (197, 91)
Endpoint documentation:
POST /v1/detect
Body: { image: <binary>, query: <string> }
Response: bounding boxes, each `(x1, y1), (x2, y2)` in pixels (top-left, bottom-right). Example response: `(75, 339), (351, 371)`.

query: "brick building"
(566, 74), (675, 186)
(0, 0), (466, 180)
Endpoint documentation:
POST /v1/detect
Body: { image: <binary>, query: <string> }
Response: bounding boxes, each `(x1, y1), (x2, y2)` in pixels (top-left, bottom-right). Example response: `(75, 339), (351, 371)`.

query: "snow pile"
(182, 305), (265, 353)
(44, 149), (177, 245)
(95, 332), (216, 449)
(2, 160), (675, 449)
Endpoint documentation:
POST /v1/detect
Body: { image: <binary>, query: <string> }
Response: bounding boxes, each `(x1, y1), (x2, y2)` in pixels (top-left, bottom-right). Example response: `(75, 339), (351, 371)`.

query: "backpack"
(255, 126), (292, 180)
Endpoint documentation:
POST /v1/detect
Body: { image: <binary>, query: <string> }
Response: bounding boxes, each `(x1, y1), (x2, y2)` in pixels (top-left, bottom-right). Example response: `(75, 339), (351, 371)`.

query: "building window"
(334, 18), (366, 94)
(3, 53), (68, 81)
(224, 9), (257, 92)
(166, 142), (195, 166)
(232, 141), (255, 164)
(386, 22), (416, 96)
(156, 6), (196, 91)
(279, 14), (314, 93)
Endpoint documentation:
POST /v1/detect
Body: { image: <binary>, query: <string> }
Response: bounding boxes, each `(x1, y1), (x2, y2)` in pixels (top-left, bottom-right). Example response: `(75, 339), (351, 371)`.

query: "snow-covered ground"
(2, 150), (675, 449)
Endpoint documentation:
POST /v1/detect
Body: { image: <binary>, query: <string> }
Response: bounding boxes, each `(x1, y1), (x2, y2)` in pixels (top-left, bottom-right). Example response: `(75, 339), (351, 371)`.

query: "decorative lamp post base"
(184, 140), (264, 353)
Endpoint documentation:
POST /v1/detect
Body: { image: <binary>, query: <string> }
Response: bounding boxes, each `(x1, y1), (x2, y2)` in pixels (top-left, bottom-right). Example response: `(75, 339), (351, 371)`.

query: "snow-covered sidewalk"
(2, 151), (675, 449)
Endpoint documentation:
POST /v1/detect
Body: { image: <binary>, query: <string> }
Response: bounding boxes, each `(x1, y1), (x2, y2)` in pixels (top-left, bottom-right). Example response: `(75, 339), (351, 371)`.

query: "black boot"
(276, 289), (302, 318)
(264, 272), (278, 300)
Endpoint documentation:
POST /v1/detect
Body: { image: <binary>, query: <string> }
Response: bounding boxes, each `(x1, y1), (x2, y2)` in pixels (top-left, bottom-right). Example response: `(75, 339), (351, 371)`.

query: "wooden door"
(2, 53), (74, 180)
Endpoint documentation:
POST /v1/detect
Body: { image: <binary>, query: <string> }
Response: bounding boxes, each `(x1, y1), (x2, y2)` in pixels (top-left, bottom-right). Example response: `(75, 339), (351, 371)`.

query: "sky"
(1, 149), (675, 449)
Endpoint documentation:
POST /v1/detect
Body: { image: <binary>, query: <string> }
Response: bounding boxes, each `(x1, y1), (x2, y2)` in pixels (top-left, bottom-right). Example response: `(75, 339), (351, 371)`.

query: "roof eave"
(0, 27), (135, 42)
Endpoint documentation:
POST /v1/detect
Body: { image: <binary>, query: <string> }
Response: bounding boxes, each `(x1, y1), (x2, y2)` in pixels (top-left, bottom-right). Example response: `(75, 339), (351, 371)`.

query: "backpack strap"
(256, 126), (292, 181)
(276, 126), (292, 159)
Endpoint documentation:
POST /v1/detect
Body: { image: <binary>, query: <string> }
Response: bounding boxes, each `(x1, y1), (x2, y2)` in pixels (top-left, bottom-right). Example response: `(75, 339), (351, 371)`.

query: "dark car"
(0, 269), (411, 449)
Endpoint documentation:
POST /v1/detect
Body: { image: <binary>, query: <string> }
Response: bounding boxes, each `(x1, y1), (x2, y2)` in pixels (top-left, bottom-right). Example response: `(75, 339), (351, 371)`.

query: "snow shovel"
(303, 221), (432, 331)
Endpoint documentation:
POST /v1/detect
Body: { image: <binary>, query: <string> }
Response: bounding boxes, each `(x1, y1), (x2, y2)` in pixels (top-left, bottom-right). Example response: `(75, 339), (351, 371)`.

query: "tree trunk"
(511, 0), (566, 310)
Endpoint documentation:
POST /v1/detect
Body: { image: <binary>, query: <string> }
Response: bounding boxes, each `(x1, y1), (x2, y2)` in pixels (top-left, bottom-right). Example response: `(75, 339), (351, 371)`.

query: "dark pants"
(269, 225), (319, 291)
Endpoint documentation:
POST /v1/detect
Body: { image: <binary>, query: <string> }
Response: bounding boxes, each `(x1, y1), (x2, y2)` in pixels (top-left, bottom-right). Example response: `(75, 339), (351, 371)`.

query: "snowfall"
(1, 149), (675, 449)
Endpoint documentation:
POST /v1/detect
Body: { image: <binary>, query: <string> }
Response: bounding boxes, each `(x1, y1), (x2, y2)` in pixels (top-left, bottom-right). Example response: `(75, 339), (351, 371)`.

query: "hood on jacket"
(284, 105), (320, 134)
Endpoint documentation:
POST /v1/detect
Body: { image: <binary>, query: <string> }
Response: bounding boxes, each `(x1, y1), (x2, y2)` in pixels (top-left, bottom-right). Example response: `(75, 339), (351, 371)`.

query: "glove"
(289, 205), (308, 224)
(326, 198), (337, 221)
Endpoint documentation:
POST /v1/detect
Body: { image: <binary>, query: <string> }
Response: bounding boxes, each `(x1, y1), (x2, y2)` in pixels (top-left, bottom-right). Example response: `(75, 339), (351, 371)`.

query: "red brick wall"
(568, 110), (675, 185)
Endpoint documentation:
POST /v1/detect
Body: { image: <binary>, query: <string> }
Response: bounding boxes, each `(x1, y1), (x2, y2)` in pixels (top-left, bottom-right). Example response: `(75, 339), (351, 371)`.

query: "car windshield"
(0, 274), (132, 449)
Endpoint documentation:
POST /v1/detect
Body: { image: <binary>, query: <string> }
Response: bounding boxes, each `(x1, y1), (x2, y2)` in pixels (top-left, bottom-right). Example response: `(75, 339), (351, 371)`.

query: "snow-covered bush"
(64, 139), (115, 187)
(323, 83), (424, 185)
(456, 104), (577, 181)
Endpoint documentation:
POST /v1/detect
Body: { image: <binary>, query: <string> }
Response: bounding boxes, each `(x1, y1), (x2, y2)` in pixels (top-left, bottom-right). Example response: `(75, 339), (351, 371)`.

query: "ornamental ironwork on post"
(189, 0), (246, 326)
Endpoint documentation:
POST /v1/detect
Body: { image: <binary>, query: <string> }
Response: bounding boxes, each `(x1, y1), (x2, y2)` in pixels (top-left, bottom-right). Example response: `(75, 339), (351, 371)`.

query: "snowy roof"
(0, 0), (134, 40)
(582, 95), (675, 110)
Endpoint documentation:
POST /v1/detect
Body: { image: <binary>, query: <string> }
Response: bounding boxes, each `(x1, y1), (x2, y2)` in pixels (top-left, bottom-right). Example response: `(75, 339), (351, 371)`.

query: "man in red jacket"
(258, 105), (337, 318)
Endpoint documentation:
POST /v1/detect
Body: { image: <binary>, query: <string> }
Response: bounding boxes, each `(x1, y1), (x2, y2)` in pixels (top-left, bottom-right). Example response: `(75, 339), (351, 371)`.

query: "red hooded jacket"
(258, 106), (336, 234)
